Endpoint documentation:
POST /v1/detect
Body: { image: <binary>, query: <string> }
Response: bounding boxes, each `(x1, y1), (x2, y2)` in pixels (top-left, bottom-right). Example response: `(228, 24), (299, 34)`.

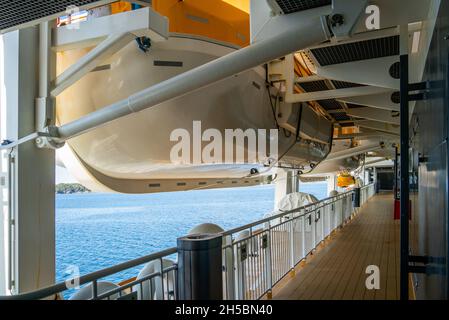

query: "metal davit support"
(45, 0), (371, 143)
(55, 12), (331, 141)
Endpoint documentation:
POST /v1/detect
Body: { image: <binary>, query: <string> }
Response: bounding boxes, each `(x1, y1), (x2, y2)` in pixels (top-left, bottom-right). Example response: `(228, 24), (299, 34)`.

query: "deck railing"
(221, 183), (375, 300)
(0, 184), (375, 300)
(222, 190), (352, 299)
(360, 182), (376, 204)
(0, 247), (178, 300)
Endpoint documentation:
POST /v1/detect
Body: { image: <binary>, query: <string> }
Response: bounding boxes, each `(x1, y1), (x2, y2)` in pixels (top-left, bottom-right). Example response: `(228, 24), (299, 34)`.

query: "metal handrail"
(95, 264), (178, 300)
(222, 190), (354, 237)
(221, 184), (375, 300)
(0, 183), (375, 301)
(0, 247), (177, 300)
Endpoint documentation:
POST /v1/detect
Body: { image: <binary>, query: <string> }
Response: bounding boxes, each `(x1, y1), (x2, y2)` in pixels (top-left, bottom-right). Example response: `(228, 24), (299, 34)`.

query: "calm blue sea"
(56, 183), (327, 286)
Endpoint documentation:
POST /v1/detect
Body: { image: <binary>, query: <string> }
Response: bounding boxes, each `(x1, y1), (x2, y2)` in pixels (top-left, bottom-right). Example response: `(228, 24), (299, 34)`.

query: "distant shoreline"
(56, 183), (91, 194)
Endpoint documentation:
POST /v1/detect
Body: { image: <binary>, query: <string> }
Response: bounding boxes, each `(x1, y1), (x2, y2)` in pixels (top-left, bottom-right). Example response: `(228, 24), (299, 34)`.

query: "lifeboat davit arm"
(43, 0), (368, 144)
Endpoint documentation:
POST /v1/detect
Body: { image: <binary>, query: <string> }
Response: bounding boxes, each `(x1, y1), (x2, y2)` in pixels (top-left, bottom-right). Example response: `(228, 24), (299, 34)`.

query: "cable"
(266, 85), (280, 130)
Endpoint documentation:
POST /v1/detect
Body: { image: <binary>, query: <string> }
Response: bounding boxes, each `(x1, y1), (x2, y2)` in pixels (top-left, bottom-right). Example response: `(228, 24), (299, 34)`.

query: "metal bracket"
(52, 32), (137, 97)
(315, 210), (321, 222)
(0, 126), (64, 151)
(262, 234), (268, 249)
(408, 255), (446, 275)
(35, 136), (65, 150)
(1, 133), (47, 150)
(330, 0), (369, 40)
(240, 244), (248, 262)
(418, 154), (428, 164)
(408, 80), (445, 101)
(35, 126), (65, 149)
(408, 265), (446, 275)
(409, 255), (446, 265)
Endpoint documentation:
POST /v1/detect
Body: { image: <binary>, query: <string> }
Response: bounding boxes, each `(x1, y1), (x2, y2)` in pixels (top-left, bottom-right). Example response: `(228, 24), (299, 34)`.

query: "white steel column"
(1, 28), (55, 294)
(327, 174), (336, 196)
(274, 169), (296, 210)
(0, 33), (7, 295)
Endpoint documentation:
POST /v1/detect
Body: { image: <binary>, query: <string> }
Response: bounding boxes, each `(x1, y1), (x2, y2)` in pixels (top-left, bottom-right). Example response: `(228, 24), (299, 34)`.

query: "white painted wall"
(0, 33), (8, 295)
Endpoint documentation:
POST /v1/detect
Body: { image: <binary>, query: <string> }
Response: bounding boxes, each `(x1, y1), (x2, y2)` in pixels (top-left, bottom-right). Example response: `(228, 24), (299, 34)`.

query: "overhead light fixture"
(411, 31), (421, 53)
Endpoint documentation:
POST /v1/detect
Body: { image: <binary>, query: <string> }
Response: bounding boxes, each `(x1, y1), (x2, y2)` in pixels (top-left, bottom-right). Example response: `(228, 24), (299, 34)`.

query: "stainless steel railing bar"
(0, 247), (177, 300)
(222, 191), (354, 237)
(94, 265), (177, 300)
(2, 184), (374, 301)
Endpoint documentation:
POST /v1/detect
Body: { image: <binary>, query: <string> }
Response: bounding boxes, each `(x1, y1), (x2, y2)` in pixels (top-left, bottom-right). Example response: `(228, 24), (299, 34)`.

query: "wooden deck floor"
(273, 193), (400, 300)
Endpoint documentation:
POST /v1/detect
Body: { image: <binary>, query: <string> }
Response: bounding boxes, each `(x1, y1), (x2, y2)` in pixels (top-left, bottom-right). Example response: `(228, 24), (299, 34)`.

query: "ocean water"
(56, 183), (327, 286)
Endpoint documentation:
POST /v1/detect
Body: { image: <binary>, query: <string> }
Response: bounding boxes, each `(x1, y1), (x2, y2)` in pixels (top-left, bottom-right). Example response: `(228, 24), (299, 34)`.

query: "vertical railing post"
(350, 194), (354, 215)
(312, 209), (317, 248)
(92, 280), (98, 300)
(339, 199), (343, 226)
(159, 258), (165, 301)
(265, 222), (273, 298)
(347, 196), (350, 219)
(223, 235), (235, 300)
(329, 199), (335, 233)
(289, 213), (295, 270)
(318, 209), (322, 242)
(301, 213), (306, 259)
(236, 243), (244, 300)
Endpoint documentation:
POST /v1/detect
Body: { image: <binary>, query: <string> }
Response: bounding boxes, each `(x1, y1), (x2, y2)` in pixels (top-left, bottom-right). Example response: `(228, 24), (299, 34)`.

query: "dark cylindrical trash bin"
(353, 187), (361, 208)
(177, 233), (223, 300)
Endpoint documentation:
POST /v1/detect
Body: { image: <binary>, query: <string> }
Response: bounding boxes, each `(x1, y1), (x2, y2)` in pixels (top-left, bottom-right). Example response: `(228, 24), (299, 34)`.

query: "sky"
(56, 166), (77, 184)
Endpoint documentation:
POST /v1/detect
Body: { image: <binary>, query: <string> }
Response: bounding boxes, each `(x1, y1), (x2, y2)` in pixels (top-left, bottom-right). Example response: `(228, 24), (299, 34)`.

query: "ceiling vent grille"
(310, 36), (400, 66)
(331, 81), (365, 90)
(332, 112), (351, 121)
(0, 0), (108, 33)
(347, 103), (367, 109)
(298, 80), (329, 92)
(270, 0), (331, 14)
(317, 99), (343, 111)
